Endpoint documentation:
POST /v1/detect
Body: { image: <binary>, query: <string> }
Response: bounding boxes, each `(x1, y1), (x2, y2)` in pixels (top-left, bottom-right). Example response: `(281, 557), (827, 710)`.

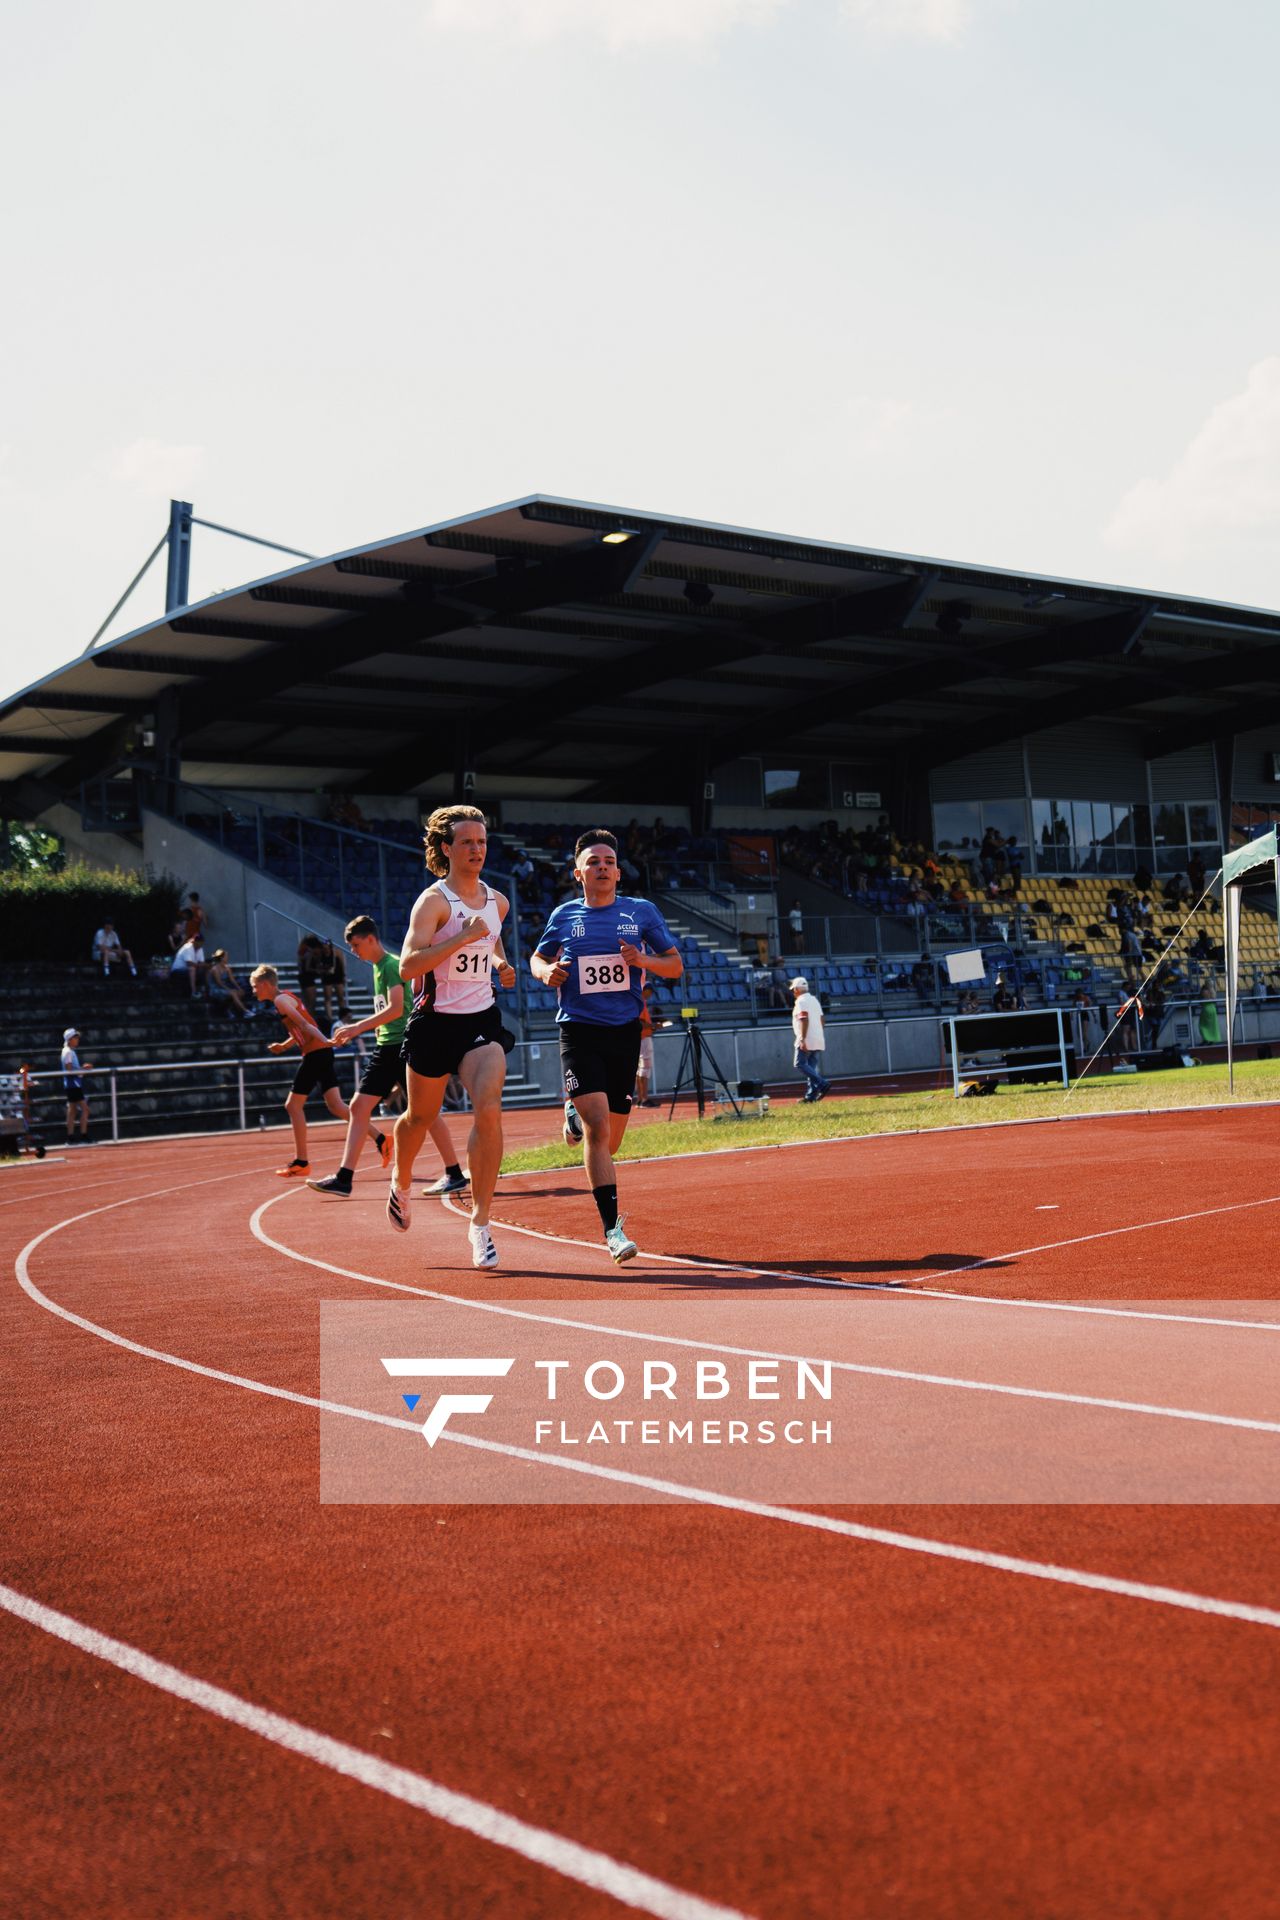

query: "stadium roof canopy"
(4, 494), (1280, 809)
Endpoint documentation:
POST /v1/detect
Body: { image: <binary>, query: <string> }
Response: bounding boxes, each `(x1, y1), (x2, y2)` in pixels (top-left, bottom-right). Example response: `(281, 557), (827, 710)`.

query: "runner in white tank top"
(388, 806), (516, 1269)
(415, 880), (504, 1015)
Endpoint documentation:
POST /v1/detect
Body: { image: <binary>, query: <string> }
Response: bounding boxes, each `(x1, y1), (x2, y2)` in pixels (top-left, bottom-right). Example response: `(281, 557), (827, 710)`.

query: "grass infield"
(500, 1058), (1280, 1174)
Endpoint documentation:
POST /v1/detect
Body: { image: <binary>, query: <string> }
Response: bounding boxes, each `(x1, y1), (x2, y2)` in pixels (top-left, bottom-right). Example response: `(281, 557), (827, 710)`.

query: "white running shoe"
(387, 1187), (412, 1232)
(468, 1222), (499, 1269)
(563, 1099), (584, 1146)
(604, 1217), (638, 1264)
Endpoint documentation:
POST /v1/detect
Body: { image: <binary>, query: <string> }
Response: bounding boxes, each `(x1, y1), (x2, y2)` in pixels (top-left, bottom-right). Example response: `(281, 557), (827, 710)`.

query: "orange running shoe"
(276, 1159), (311, 1178)
(377, 1131), (394, 1169)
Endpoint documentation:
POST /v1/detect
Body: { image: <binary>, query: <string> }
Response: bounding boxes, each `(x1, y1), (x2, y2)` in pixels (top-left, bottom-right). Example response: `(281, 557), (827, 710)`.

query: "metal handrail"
(25, 1037), (546, 1141)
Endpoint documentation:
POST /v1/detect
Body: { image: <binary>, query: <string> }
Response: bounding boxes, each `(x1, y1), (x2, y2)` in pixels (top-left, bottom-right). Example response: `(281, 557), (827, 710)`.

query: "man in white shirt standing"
(61, 1028), (93, 1146)
(790, 976), (831, 1104)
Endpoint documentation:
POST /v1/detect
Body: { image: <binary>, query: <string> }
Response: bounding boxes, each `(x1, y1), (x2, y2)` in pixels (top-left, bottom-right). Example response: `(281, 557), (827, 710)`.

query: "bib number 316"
(578, 955), (630, 994)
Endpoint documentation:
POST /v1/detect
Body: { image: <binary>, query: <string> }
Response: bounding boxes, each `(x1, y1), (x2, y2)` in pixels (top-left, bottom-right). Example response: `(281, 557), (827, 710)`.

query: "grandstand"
(5, 494), (1280, 1131)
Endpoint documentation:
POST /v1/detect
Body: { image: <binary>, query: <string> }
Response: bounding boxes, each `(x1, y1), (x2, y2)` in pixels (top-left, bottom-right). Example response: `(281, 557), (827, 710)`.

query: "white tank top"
(417, 881), (503, 1016)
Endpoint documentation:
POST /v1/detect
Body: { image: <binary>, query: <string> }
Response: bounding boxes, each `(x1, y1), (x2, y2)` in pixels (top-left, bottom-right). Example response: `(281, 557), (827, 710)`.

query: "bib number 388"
(578, 955), (630, 994)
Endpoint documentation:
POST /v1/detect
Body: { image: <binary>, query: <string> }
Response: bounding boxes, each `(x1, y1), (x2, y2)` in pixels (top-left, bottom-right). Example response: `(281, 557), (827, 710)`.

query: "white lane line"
(455, 1190), (1280, 1334)
(252, 1197), (1280, 1438)
(0, 1582), (751, 1920)
(13, 1181), (1280, 1631)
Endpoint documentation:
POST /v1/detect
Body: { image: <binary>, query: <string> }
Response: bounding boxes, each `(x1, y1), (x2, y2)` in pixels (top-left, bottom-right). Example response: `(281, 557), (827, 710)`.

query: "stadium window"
(1131, 803), (1152, 859)
(1152, 802), (1190, 872)
(1070, 801), (1097, 870)
(1032, 799), (1068, 872)
(979, 799), (1028, 845)
(763, 764), (827, 809)
(1187, 802), (1218, 845)
(933, 801), (981, 851)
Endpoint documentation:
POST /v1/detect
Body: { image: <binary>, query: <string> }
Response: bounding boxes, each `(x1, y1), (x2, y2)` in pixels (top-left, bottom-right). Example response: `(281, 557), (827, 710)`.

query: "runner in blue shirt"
(531, 830), (683, 1263)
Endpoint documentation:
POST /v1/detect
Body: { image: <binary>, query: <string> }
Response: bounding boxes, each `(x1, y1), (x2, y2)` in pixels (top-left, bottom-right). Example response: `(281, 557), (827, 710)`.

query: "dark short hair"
(345, 915), (378, 940)
(574, 830), (618, 859)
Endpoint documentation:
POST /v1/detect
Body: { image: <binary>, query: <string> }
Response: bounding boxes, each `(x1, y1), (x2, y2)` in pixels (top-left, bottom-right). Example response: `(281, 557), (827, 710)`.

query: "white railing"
(23, 1041), (548, 1142)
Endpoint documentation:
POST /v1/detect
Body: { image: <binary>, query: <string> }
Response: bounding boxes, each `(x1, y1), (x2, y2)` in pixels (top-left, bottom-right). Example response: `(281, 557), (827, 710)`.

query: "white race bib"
(577, 954), (630, 995)
(452, 944), (491, 981)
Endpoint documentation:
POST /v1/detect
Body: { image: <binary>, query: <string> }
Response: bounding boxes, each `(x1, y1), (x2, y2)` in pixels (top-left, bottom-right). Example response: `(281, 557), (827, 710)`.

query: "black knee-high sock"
(592, 1184), (619, 1231)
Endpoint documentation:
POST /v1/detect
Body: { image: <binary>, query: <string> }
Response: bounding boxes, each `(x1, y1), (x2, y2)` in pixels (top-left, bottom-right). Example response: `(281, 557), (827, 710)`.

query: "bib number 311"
(578, 955), (630, 994)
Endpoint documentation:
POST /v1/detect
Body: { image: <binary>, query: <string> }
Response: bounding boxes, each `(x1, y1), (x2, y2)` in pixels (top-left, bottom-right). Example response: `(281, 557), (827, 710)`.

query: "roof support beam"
(1145, 688), (1280, 760)
(361, 570), (934, 793)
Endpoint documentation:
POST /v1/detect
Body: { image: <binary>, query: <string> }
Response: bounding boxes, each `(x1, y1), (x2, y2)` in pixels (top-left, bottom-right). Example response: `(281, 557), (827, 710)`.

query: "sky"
(3, 0), (1279, 692)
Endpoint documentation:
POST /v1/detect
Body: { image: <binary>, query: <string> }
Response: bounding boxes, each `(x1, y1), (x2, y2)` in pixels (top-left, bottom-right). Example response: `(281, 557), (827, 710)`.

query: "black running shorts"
(357, 1039), (405, 1100)
(291, 1047), (339, 1097)
(559, 1018), (640, 1116)
(401, 1003), (513, 1081)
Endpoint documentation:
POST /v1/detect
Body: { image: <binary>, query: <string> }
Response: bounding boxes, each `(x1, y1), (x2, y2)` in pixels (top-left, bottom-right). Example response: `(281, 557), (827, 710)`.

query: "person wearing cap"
(790, 977), (831, 1104)
(60, 1028), (93, 1146)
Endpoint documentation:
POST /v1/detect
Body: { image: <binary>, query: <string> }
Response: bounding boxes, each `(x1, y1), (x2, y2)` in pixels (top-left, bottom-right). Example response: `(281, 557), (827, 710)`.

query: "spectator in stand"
(1164, 871), (1191, 908)
(1188, 851), (1208, 895)
(61, 1027), (92, 1147)
(768, 955), (791, 1010)
(1120, 926), (1143, 964)
(1004, 835), (1023, 889)
(788, 900), (805, 953)
(328, 794), (370, 832)
(167, 913), (188, 956)
(92, 919), (137, 978)
(170, 932), (207, 997)
(790, 976), (831, 1103)
(182, 893), (208, 943)
(313, 937), (351, 1029)
(1133, 861), (1154, 892)
(297, 934), (324, 1015)
(207, 950), (254, 1018)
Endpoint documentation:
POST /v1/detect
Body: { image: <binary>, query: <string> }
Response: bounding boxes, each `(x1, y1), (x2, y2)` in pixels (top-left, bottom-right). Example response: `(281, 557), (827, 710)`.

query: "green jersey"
(372, 951), (408, 1046)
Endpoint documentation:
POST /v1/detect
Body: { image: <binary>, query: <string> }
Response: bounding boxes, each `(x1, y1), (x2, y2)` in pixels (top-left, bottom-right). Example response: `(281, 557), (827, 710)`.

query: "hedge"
(0, 865), (183, 964)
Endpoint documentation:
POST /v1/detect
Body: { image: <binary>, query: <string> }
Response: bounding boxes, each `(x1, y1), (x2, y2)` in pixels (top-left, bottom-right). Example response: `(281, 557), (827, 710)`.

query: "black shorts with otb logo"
(401, 1003), (513, 1081)
(291, 1048), (340, 1098)
(357, 1040), (405, 1101)
(559, 1018), (641, 1117)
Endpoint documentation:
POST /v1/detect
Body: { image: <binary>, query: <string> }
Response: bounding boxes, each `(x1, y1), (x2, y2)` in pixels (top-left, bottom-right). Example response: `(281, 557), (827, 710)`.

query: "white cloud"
(840, 0), (972, 43)
(107, 437), (207, 496)
(423, 0), (785, 48)
(1104, 358), (1280, 558)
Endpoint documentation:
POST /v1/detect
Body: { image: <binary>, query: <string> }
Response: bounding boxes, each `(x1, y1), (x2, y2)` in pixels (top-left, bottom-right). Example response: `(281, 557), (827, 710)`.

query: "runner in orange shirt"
(250, 964), (350, 1177)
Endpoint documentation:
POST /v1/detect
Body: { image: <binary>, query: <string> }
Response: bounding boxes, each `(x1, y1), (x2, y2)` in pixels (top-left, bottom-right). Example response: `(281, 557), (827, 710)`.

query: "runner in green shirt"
(306, 916), (464, 1198)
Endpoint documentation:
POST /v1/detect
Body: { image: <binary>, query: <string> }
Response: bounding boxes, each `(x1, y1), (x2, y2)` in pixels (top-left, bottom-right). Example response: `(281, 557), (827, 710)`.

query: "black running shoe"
(422, 1169), (468, 1195)
(306, 1172), (354, 1197)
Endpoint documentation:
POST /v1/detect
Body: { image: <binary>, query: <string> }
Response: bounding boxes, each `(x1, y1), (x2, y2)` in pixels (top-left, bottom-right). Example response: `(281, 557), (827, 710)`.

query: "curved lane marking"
(12, 1177), (1280, 1634)
(255, 1195), (1280, 1438)
(452, 1186), (1280, 1333)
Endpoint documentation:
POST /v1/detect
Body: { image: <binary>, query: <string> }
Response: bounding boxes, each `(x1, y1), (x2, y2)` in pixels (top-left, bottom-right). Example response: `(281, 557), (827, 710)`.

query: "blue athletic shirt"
(535, 895), (677, 1026)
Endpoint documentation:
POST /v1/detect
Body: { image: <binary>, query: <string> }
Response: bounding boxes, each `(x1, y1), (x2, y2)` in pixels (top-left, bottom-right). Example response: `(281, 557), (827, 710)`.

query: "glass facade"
(936, 797), (1221, 874)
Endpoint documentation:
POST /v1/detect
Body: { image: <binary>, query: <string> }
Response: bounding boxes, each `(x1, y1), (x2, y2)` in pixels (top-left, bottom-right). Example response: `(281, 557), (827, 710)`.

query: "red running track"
(2, 1106), (1279, 1919)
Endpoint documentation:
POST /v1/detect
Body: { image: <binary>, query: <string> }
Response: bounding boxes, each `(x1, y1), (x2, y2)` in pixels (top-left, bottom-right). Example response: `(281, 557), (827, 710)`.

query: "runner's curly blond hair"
(423, 804), (488, 878)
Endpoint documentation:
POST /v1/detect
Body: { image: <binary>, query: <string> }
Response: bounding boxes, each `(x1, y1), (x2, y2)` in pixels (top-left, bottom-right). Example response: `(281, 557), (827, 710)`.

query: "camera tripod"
(666, 1018), (741, 1120)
